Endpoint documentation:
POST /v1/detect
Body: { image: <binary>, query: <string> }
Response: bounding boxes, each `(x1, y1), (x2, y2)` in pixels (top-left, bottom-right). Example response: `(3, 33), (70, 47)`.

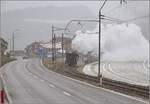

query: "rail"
(42, 59), (149, 98)
(65, 69), (149, 98)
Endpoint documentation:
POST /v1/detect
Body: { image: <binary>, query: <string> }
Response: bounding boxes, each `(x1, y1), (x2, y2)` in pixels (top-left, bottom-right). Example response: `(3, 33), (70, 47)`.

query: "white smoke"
(72, 23), (149, 61)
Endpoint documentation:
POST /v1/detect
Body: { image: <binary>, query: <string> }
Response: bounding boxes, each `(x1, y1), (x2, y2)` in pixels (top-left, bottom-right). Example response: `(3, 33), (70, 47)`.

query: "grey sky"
(1, 1), (100, 13)
(0, 1), (149, 50)
(1, 1), (148, 15)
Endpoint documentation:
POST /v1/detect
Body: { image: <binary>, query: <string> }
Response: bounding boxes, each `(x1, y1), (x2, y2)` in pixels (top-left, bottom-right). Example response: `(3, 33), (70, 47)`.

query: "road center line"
(49, 84), (55, 88)
(63, 91), (71, 96)
(40, 79), (45, 82)
(33, 75), (38, 78)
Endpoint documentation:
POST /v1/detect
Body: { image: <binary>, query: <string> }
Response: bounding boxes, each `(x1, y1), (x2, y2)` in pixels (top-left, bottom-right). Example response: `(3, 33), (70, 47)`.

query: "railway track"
(42, 59), (149, 99)
(65, 69), (149, 98)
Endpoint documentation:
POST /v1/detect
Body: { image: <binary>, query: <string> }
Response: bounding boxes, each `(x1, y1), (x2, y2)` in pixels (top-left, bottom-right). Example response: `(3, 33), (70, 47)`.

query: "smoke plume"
(72, 23), (149, 61)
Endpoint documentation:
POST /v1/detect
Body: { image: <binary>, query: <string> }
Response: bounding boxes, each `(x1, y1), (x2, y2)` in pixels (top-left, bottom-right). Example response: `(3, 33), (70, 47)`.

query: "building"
(25, 37), (72, 58)
(25, 41), (43, 57)
(0, 37), (8, 66)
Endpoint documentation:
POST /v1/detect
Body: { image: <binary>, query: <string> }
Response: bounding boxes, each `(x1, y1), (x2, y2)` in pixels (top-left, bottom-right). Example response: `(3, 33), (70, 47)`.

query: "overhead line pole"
(12, 29), (20, 55)
(12, 32), (14, 53)
(51, 26), (67, 70)
(98, 0), (107, 86)
(52, 25), (54, 63)
(62, 33), (64, 58)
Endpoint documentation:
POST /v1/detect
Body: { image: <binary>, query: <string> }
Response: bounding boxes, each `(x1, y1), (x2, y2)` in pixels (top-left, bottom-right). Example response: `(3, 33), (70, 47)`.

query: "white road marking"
(63, 73), (148, 103)
(63, 91), (71, 96)
(33, 75), (38, 78)
(40, 60), (148, 104)
(40, 79), (45, 82)
(49, 84), (56, 88)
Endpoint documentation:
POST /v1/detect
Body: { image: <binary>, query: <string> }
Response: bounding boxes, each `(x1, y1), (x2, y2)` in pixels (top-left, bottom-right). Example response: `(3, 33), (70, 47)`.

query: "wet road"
(0, 58), (147, 104)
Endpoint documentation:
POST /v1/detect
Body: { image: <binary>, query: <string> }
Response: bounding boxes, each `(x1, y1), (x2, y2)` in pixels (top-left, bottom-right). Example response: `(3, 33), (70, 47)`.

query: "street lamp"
(12, 29), (20, 54)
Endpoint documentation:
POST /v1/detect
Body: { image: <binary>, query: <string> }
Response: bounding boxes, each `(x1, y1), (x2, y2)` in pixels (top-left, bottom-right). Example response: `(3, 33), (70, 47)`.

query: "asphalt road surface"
(0, 57), (148, 104)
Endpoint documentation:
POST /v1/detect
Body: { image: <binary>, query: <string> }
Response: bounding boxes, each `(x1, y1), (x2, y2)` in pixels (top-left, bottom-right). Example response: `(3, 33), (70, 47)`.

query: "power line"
(102, 15), (124, 22)
(102, 15), (149, 23)
(123, 15), (149, 22)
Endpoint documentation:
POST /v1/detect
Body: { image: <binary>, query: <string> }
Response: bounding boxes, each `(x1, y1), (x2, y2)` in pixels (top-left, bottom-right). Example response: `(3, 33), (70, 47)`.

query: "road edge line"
(40, 59), (148, 104)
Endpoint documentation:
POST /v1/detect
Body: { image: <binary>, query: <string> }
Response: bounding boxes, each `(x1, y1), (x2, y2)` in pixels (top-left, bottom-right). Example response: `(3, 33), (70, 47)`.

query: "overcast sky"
(1, 1), (149, 15)
(1, 1), (100, 13)
(0, 1), (149, 50)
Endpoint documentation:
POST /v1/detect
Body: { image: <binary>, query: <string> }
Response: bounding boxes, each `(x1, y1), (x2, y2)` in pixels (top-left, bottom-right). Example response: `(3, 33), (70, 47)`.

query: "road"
(0, 57), (148, 104)
(83, 62), (149, 86)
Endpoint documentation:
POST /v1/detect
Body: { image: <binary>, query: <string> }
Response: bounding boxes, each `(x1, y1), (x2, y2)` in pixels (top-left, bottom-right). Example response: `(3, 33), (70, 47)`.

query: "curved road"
(0, 58), (147, 104)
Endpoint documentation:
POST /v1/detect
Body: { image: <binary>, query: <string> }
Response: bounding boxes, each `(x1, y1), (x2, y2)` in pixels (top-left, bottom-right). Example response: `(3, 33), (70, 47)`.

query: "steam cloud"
(72, 23), (149, 61)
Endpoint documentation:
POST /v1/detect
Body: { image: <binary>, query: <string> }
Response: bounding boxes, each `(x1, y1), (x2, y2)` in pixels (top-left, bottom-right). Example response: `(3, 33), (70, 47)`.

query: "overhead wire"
(123, 15), (149, 23)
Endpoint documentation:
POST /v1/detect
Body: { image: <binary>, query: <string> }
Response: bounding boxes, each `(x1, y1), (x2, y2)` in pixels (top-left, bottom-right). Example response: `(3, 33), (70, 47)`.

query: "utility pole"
(12, 29), (20, 55)
(98, 10), (102, 85)
(51, 25), (57, 70)
(9, 39), (11, 52)
(63, 0), (124, 86)
(62, 33), (64, 57)
(52, 25), (54, 62)
(98, 0), (107, 86)
(12, 32), (14, 53)
(54, 33), (56, 67)
(51, 26), (68, 71)
(54, 33), (56, 70)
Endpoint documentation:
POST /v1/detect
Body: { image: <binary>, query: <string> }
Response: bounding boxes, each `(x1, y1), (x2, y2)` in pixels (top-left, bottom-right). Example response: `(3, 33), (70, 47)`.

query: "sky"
(0, 0), (149, 50)
(1, 1), (101, 13)
(1, 1), (148, 15)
